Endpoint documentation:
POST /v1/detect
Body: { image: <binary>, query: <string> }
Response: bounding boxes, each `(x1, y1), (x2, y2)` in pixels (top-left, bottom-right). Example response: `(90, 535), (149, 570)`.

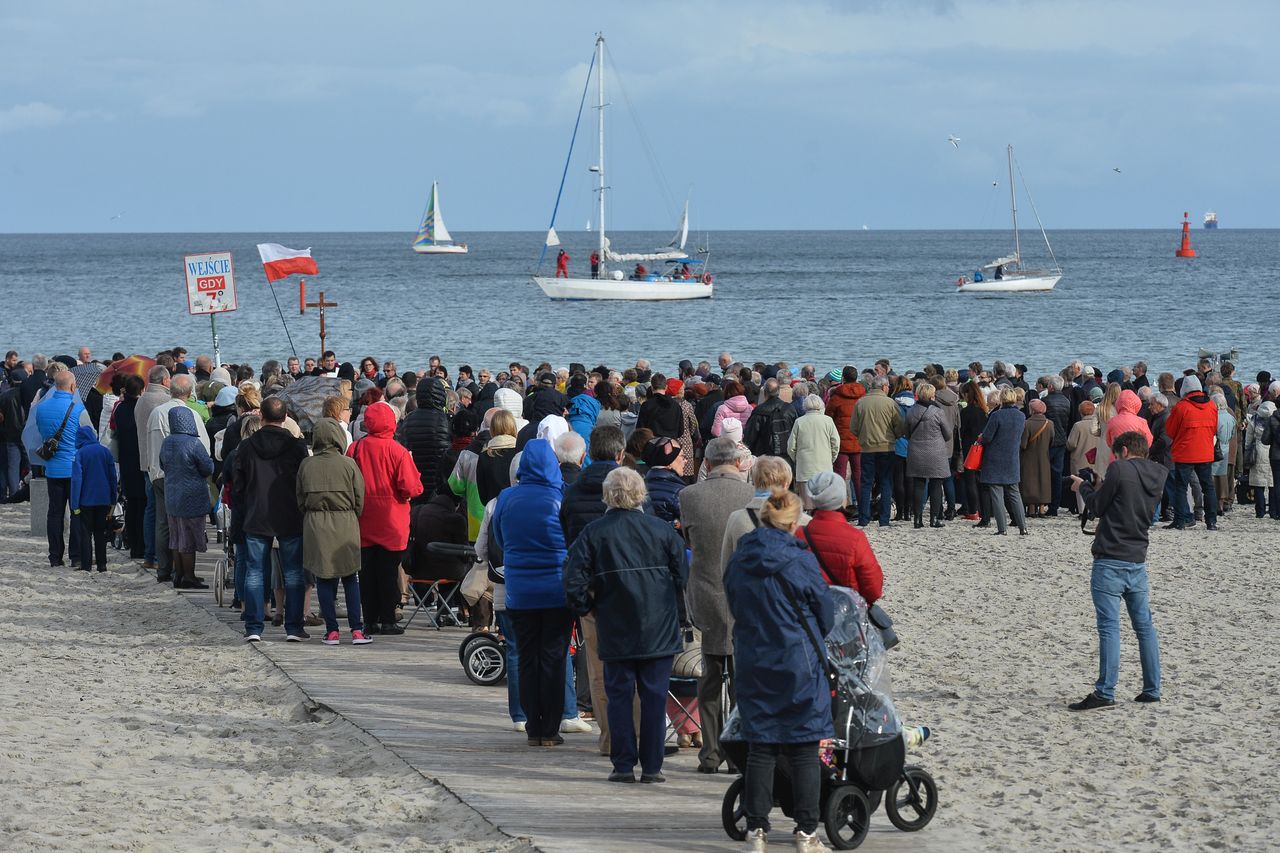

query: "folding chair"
(666, 675), (701, 744)
(403, 541), (474, 630)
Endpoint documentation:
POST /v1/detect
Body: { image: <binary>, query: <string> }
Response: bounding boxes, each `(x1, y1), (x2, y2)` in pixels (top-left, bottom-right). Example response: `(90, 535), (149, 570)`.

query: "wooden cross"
(300, 282), (339, 354)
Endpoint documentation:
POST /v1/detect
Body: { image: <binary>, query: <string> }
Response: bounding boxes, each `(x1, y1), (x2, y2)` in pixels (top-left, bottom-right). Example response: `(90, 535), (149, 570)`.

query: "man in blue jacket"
(36, 371), (87, 566)
(71, 424), (118, 572)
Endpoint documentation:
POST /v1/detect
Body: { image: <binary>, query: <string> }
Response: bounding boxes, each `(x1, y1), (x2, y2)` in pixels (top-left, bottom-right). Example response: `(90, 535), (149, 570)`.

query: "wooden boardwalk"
(185, 551), (963, 852)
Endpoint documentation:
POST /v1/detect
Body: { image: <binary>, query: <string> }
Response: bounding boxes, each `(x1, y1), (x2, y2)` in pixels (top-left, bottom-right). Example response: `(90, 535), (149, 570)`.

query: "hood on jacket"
(537, 414), (569, 445)
(75, 423), (99, 449)
(362, 401), (397, 438)
(494, 387), (522, 418)
(416, 376), (448, 409)
(250, 423), (303, 459)
(733, 526), (810, 578)
(1184, 393), (1213, 408)
(312, 417), (347, 453)
(937, 387), (959, 406)
(568, 393), (600, 417)
(832, 383), (865, 402)
(531, 388), (568, 420)
(1117, 389), (1141, 415)
(1259, 401), (1277, 420)
(168, 405), (199, 437)
(1129, 457), (1171, 496)
(515, 438), (563, 489)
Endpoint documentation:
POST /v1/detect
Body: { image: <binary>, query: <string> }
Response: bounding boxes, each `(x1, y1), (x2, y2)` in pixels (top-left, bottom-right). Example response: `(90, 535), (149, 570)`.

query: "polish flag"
(257, 243), (319, 282)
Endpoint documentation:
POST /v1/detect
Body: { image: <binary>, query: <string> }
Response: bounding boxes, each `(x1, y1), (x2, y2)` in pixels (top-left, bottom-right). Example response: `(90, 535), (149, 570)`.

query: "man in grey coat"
(134, 365), (171, 570)
(677, 436), (754, 773)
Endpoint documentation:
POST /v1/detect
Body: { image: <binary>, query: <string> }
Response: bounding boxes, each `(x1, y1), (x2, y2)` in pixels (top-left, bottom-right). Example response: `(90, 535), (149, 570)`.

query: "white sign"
(184, 251), (238, 315)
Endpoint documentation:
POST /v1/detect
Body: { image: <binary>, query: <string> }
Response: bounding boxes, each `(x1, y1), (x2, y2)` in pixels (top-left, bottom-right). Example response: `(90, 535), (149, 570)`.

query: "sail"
(602, 236), (686, 263)
(545, 227), (561, 247)
(414, 182), (453, 247)
(669, 202), (688, 250)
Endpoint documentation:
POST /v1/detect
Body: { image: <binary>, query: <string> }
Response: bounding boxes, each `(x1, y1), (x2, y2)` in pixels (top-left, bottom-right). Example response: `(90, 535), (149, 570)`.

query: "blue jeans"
(605, 655), (674, 776)
(0, 440), (21, 499)
(242, 534), (304, 636)
(858, 452), (896, 526)
(316, 575), (364, 634)
(1090, 559), (1161, 700)
(497, 610), (579, 726)
(143, 476), (157, 563)
(1173, 462), (1216, 526)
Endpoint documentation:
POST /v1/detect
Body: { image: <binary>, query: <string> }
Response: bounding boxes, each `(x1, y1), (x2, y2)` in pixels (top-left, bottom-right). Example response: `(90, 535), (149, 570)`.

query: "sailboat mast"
(1007, 144), (1020, 268)
(596, 34), (606, 265)
(429, 181), (439, 244)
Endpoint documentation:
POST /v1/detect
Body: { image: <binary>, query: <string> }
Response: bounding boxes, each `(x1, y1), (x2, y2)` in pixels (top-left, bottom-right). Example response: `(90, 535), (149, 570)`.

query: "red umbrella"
(95, 355), (157, 394)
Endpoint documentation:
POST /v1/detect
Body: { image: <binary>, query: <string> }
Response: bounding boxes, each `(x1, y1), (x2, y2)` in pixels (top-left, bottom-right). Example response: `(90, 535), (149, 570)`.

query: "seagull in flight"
(1112, 167), (1122, 173)
(109, 210), (125, 220)
(948, 135), (961, 148)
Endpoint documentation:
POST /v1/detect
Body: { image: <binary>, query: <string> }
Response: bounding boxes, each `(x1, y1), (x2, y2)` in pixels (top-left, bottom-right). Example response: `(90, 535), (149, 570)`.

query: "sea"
(0, 229), (1273, 379)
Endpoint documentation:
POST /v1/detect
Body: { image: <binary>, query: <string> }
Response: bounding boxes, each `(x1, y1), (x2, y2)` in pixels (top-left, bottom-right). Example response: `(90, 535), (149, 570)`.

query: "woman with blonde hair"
(1091, 383), (1122, 481)
(905, 381), (953, 528)
(724, 487), (834, 853)
(978, 386), (1028, 535)
(720, 456), (810, 565)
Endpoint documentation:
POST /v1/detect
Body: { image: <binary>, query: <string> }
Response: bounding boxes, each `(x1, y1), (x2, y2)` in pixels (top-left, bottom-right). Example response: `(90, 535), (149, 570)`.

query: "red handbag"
(963, 439), (984, 471)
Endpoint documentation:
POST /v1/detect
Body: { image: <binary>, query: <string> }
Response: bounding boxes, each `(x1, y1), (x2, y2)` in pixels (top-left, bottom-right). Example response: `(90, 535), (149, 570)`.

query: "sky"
(1, 0), (1276, 232)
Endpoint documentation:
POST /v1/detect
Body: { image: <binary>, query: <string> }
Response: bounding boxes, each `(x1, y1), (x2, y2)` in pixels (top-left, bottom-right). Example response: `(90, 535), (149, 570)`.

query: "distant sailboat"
(412, 182), (468, 254)
(956, 145), (1061, 293)
(532, 35), (712, 301)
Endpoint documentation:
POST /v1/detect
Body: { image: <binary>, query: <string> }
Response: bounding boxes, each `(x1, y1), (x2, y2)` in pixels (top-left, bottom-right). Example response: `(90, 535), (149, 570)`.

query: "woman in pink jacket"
(711, 380), (753, 437)
(1105, 389), (1153, 464)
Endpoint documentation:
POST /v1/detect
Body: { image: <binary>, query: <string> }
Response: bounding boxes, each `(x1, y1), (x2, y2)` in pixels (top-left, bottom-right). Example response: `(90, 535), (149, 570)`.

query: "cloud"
(0, 101), (67, 133)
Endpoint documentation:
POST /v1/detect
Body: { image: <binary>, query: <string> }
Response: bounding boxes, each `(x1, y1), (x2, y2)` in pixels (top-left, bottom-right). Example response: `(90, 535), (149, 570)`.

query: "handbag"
(35, 401), (76, 462)
(1213, 436), (1224, 463)
(963, 439), (984, 471)
(802, 527), (899, 650)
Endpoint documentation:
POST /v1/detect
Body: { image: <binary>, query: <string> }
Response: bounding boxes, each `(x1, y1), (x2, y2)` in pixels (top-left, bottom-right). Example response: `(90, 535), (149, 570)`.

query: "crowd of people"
(3, 345), (1278, 852)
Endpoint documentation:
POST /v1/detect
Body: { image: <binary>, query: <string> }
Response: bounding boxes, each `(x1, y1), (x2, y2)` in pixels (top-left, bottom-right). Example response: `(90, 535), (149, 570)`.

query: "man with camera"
(1067, 431), (1165, 711)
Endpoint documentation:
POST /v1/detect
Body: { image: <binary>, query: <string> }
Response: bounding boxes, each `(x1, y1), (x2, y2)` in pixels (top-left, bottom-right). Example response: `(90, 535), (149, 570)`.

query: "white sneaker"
(794, 830), (830, 852)
(560, 716), (593, 733)
(244, 633), (261, 643)
(741, 828), (767, 853)
(513, 721), (526, 733)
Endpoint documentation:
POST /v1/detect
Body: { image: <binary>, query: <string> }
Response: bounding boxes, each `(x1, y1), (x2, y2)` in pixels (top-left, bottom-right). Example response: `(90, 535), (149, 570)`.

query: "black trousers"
(360, 546), (404, 625)
(912, 477), (943, 523)
(125, 495), (146, 558)
(508, 607), (574, 739)
(745, 741), (821, 834)
(78, 505), (110, 570)
(47, 477), (79, 565)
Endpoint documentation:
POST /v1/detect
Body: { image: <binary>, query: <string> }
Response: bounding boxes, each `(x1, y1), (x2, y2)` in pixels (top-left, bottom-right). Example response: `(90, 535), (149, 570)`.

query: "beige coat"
(787, 411), (840, 483)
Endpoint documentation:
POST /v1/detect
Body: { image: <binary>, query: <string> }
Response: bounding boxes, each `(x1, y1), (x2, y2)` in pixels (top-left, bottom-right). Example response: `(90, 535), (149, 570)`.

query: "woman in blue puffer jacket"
(725, 487), (834, 852)
(979, 386), (1028, 535)
(160, 406), (214, 588)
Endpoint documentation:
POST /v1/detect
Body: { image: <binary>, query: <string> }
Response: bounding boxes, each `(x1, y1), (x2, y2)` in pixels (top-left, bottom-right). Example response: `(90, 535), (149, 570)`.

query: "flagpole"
(265, 272), (299, 361)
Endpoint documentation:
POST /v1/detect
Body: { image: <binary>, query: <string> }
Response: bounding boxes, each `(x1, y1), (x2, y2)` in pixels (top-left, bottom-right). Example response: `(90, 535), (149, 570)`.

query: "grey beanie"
(806, 470), (845, 511)
(1181, 375), (1202, 394)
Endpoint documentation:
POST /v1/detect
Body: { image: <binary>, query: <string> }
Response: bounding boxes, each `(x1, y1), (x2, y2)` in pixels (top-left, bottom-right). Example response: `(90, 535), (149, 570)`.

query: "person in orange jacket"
(1163, 375), (1219, 530)
(556, 249), (570, 279)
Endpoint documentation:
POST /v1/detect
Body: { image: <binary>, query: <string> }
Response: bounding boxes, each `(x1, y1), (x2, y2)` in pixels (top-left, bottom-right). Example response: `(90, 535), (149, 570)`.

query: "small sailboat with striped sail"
(412, 181), (468, 254)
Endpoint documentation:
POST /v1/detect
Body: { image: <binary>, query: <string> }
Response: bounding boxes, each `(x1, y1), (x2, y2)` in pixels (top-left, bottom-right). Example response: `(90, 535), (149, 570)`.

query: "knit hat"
(1181, 375), (1203, 394)
(642, 436), (680, 467)
(720, 416), (743, 444)
(1089, 386), (1105, 402)
(827, 368), (842, 382)
(1028, 398), (1046, 414)
(666, 378), (684, 397)
(1106, 369), (1125, 386)
(214, 385), (238, 408)
(806, 470), (845, 511)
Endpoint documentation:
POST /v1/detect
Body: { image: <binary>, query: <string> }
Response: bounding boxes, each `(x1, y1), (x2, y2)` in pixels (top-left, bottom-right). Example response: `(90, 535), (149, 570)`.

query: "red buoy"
(1175, 211), (1197, 258)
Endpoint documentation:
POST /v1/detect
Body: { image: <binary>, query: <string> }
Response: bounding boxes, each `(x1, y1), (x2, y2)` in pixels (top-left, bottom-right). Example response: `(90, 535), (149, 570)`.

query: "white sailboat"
(956, 145), (1061, 293)
(412, 181), (468, 254)
(532, 35), (712, 301)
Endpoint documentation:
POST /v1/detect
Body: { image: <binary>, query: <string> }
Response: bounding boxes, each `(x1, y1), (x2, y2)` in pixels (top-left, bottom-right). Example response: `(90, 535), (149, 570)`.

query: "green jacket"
(787, 411), (840, 482)
(850, 391), (905, 454)
(296, 418), (365, 579)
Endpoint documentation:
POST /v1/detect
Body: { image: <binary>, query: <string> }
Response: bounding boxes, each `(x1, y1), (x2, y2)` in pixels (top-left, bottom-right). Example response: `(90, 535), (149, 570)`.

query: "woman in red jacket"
(348, 401), (425, 633)
(794, 470), (883, 605)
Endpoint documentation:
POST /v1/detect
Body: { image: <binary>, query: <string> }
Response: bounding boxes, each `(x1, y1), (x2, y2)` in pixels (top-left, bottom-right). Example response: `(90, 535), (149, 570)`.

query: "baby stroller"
(213, 504), (235, 607)
(422, 542), (507, 685)
(720, 587), (937, 850)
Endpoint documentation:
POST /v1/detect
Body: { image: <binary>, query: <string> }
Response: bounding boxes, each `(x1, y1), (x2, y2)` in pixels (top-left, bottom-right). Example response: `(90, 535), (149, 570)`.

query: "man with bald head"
(36, 370), (87, 566)
(146, 373), (210, 584)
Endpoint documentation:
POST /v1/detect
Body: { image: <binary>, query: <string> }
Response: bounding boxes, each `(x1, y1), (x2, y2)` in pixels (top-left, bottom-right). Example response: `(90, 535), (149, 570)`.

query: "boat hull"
(413, 244), (468, 254)
(533, 275), (712, 301)
(957, 273), (1060, 294)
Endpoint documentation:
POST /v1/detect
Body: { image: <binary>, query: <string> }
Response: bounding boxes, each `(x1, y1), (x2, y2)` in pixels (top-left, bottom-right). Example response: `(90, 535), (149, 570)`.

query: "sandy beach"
(0, 506), (532, 853)
(1, 501), (1276, 851)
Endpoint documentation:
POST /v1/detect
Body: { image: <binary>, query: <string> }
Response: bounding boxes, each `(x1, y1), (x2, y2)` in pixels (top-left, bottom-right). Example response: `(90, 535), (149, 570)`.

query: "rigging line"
(266, 281), (299, 361)
(604, 48), (679, 224)
(536, 47), (597, 272)
(1014, 155), (1061, 273)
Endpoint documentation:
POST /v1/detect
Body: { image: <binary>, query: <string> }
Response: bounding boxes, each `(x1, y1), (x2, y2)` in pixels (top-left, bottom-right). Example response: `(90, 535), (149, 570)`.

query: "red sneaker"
(322, 631), (340, 646)
(351, 630), (372, 645)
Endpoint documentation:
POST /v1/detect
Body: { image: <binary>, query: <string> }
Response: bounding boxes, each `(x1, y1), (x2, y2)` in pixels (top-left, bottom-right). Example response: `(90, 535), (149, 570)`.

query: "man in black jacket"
(743, 379), (796, 459)
(231, 397), (309, 642)
(397, 377), (451, 500)
(0, 379), (26, 500)
(1042, 375), (1072, 516)
(635, 374), (681, 439)
(1067, 431), (1164, 711)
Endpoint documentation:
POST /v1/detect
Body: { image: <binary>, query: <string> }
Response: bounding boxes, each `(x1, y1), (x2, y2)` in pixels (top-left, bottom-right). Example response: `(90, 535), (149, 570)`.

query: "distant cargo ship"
(1204, 211), (1219, 229)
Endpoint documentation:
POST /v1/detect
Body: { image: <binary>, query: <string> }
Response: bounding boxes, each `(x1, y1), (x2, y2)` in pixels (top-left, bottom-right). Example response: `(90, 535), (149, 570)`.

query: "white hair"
(602, 466), (647, 510)
(554, 431), (585, 465)
(802, 394), (824, 413)
(704, 436), (742, 468)
(1152, 393), (1169, 408)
